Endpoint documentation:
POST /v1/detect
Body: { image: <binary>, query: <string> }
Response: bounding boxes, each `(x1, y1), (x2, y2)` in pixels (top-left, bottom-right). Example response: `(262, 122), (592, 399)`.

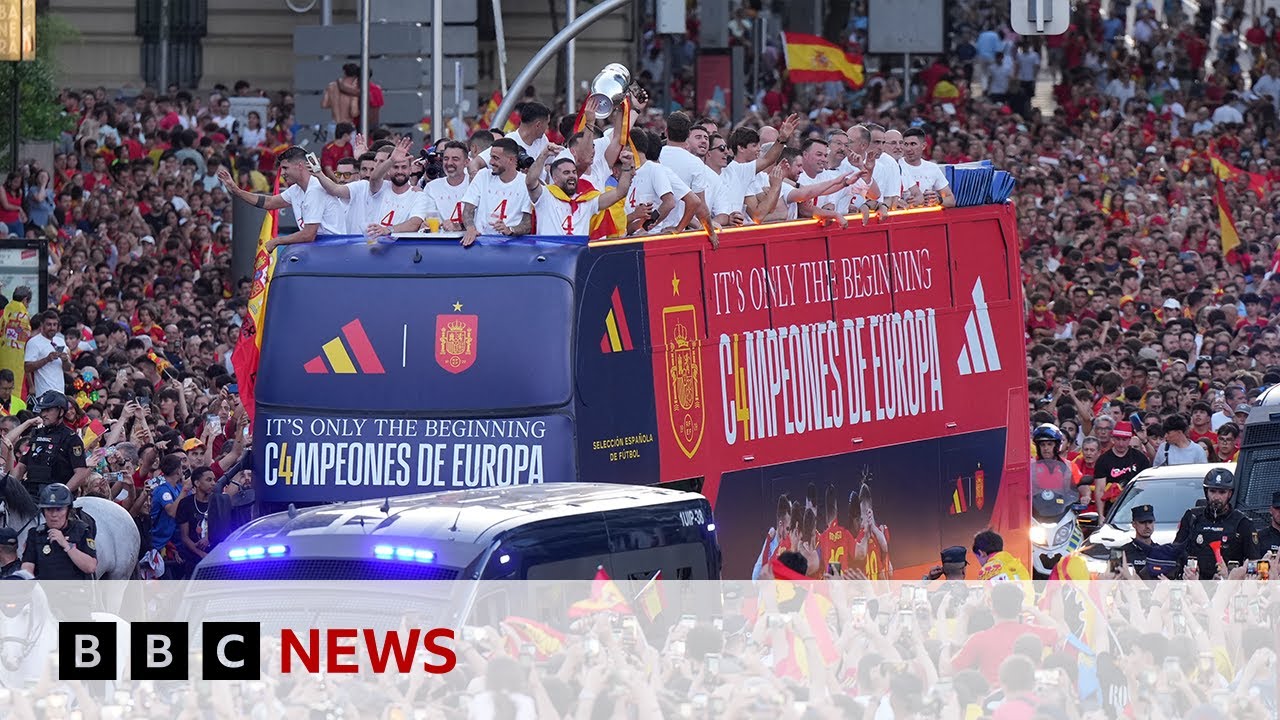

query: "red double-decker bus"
(253, 203), (1031, 579)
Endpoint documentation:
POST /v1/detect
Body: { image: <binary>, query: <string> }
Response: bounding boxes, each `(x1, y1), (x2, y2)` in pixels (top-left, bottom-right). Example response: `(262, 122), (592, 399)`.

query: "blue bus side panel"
(573, 248), (662, 485)
(713, 428), (1007, 578)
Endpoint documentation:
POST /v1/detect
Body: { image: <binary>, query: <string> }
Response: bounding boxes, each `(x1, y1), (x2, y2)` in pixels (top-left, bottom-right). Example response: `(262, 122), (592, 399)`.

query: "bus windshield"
(257, 273), (573, 413)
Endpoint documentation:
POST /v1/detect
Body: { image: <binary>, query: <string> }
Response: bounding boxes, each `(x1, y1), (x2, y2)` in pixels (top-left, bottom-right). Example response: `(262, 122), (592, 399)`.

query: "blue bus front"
(253, 239), (588, 507)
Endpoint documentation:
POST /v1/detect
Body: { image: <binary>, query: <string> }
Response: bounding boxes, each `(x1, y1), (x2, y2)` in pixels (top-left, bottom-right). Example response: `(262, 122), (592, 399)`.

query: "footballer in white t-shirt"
(460, 139), (534, 246)
(899, 130), (956, 207)
(525, 142), (632, 237)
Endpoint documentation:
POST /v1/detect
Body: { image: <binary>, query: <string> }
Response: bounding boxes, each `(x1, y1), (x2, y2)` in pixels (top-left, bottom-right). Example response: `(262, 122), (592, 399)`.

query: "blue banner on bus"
(256, 413), (575, 502)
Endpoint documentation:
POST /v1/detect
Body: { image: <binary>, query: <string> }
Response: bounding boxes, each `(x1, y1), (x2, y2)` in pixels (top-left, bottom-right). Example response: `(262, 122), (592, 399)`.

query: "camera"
(515, 149), (535, 172)
(420, 148), (444, 181)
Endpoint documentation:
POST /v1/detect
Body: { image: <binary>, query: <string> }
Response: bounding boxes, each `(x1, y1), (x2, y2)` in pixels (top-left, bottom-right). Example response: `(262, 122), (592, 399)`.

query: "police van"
(1231, 385), (1280, 525)
(184, 483), (720, 628)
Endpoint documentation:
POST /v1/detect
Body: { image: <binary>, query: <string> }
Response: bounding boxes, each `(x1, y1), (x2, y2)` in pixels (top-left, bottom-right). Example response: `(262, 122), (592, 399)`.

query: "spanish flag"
(635, 570), (665, 622)
(568, 566), (633, 617)
(1208, 148), (1269, 200)
(80, 419), (107, 450)
(782, 32), (865, 88)
(0, 297), (30, 403)
(502, 616), (566, 660)
(230, 172), (281, 422)
(1215, 181), (1241, 257)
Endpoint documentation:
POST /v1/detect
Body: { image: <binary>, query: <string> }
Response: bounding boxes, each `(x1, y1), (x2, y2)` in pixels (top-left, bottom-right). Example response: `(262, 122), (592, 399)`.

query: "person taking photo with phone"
(23, 310), (72, 397)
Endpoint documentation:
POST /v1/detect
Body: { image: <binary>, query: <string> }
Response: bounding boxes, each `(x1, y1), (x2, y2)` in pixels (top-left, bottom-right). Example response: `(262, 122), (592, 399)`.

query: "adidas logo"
(956, 278), (1001, 376)
(304, 319), (386, 374)
(600, 287), (635, 353)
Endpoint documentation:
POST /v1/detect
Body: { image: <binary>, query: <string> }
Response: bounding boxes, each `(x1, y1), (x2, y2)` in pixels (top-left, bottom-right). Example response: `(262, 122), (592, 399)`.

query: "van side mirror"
(1077, 511), (1100, 536)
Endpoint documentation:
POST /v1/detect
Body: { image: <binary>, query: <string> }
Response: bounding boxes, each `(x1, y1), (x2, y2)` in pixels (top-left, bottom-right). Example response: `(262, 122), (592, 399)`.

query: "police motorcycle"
(1029, 424), (1085, 578)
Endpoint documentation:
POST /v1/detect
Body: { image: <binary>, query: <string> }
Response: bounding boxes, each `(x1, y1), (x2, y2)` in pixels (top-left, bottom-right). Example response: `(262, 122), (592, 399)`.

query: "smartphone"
(138, 396), (150, 407)
(305, 152), (321, 173)
(850, 597), (868, 624)
(669, 639), (685, 657)
(206, 414), (222, 435)
(1172, 614), (1186, 634)
(1245, 560), (1258, 578)
(914, 587), (929, 606)
(827, 561), (841, 577)
(227, 383), (239, 394)
(520, 642), (535, 659)
(679, 614), (696, 629)
(1259, 559), (1271, 580)
(1108, 548), (1124, 574)
(586, 636), (600, 655)
(1170, 586), (1184, 612)
(899, 586), (914, 609)
(705, 652), (720, 675)
(1035, 670), (1059, 687)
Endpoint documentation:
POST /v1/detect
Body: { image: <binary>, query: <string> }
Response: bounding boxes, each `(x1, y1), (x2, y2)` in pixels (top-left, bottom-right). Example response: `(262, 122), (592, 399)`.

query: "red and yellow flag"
(502, 616), (566, 660)
(568, 567), (632, 617)
(1208, 148), (1269, 200)
(782, 32), (865, 88)
(635, 570), (664, 622)
(1215, 181), (1241, 257)
(230, 172), (281, 421)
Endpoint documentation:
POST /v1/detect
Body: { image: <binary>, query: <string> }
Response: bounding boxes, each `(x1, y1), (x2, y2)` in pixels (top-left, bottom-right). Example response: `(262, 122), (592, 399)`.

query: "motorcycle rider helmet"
(1202, 467), (1235, 497)
(37, 482), (74, 509)
(1032, 423), (1065, 459)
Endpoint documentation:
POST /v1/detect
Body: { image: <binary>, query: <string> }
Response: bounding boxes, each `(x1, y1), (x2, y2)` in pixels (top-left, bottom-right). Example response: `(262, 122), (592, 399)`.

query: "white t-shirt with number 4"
(280, 179), (346, 235)
(424, 176), (471, 227)
(461, 169), (532, 235)
(375, 187), (431, 228)
(533, 189), (600, 237)
(625, 162), (674, 217)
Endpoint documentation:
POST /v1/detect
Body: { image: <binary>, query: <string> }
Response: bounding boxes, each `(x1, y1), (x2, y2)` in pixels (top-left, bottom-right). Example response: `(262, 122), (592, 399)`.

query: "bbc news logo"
(58, 622), (457, 680)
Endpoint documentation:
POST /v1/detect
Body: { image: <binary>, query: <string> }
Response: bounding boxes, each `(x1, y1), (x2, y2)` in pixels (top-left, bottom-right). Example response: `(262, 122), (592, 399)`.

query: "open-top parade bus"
(232, 202), (1030, 580)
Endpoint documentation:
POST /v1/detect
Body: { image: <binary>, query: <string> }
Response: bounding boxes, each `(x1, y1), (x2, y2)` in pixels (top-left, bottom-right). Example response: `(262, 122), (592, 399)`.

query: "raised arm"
(596, 149), (636, 208)
(369, 136), (412, 195)
(526, 144), (564, 202)
(311, 165), (351, 200)
(217, 168), (289, 210)
(753, 114), (800, 173)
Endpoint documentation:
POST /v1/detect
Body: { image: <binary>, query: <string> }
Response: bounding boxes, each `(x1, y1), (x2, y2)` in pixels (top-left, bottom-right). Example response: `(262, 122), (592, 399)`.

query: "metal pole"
(493, 0), (509, 94)
(158, 0), (170, 90)
(360, 0), (370, 137)
(321, 0), (332, 25)
(432, 0), (444, 144)
(903, 53), (911, 104)
(9, 67), (18, 172)
(493, 0), (634, 130)
(566, 0), (576, 111)
(455, 60), (464, 139)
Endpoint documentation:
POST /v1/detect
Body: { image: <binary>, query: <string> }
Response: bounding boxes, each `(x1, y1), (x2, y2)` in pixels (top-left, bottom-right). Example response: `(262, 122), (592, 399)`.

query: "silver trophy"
(585, 63), (633, 119)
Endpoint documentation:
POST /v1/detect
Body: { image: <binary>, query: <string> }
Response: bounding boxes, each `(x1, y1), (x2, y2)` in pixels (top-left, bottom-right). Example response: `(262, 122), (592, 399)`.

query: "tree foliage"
(0, 14), (79, 168)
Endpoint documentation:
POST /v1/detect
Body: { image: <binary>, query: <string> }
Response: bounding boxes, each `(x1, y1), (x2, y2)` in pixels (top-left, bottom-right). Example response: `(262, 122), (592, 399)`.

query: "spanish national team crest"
(435, 304), (478, 374)
(662, 305), (704, 458)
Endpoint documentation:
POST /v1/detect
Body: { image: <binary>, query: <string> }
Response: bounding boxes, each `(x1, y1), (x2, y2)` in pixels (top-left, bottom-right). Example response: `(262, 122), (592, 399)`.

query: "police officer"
(10, 391), (89, 499)
(0, 527), (21, 576)
(1257, 491), (1280, 557)
(1119, 504), (1157, 574)
(20, 483), (97, 580)
(1173, 467), (1260, 579)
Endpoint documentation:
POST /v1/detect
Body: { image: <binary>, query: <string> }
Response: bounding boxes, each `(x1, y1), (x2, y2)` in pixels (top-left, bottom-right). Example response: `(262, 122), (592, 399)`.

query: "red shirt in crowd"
(321, 140), (353, 173)
(951, 620), (1059, 684)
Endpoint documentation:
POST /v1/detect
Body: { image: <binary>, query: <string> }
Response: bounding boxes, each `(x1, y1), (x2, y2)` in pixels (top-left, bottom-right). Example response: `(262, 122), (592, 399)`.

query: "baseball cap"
(1162, 298), (1182, 310)
(1235, 403), (1252, 415)
(0, 527), (17, 548)
(940, 546), (968, 565)
(1113, 421), (1134, 439)
(1131, 504), (1155, 522)
(182, 437), (205, 452)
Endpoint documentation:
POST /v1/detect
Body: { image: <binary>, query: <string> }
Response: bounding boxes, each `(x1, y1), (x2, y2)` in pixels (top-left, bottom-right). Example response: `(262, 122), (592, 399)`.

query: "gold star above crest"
(672, 271), (681, 296)
(452, 301), (463, 312)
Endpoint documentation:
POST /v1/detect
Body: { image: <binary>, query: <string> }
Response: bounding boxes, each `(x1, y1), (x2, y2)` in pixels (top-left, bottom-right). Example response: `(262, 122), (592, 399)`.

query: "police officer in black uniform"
(11, 391), (89, 500)
(1257, 491), (1280, 557)
(0, 528), (21, 577)
(1120, 504), (1157, 574)
(1173, 467), (1260, 579)
(20, 483), (97, 581)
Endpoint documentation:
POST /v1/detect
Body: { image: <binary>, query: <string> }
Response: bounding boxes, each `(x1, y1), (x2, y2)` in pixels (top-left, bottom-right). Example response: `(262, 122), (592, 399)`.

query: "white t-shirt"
(898, 159), (949, 194)
(424, 176), (471, 226)
(712, 160), (760, 216)
(280, 179), (346, 235)
(1152, 440), (1208, 467)
(872, 153), (902, 200)
(533, 188), (600, 236)
(659, 145), (716, 196)
(336, 179), (387, 234)
(625, 162), (675, 216)
(797, 168), (843, 208)
(24, 332), (67, 396)
(375, 187), (430, 228)
(655, 167), (693, 231)
(461, 170), (532, 235)
(556, 136), (615, 189)
(479, 129), (549, 164)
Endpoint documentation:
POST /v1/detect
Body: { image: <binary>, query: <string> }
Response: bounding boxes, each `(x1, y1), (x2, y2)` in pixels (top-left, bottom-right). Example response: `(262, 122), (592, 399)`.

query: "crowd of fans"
(3, 574), (1278, 719)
